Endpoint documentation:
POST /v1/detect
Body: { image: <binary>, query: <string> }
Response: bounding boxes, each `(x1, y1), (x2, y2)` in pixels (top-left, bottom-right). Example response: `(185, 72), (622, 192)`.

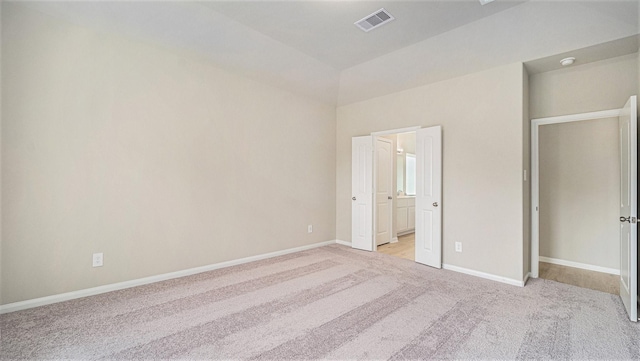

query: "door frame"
(371, 126), (421, 252)
(530, 108), (621, 278)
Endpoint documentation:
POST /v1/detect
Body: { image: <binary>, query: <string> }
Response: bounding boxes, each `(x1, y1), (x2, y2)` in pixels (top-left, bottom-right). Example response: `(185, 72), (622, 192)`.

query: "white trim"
(531, 109), (621, 126)
(371, 126), (420, 136)
(0, 240), (336, 315)
(390, 237), (399, 244)
(523, 272), (531, 286)
(335, 239), (352, 247)
(532, 117), (539, 278)
(539, 256), (620, 275)
(531, 107), (623, 279)
(397, 229), (415, 236)
(443, 264), (525, 287)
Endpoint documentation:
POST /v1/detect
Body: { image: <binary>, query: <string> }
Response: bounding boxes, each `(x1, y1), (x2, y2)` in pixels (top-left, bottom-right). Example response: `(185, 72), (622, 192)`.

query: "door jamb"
(530, 108), (621, 278)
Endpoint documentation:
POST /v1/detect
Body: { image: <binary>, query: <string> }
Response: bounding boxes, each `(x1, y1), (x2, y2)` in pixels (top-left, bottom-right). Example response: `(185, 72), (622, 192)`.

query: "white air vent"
(354, 8), (394, 32)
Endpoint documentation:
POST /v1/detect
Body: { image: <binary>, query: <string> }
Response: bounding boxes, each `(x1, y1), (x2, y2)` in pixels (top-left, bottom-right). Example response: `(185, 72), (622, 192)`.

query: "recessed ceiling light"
(560, 57), (576, 66)
(479, 0), (496, 5)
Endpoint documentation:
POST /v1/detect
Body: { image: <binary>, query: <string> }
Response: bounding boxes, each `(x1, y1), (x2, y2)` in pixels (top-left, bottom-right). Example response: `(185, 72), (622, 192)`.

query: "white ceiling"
(525, 35), (640, 75)
(200, 1), (525, 70)
(338, 0), (640, 104)
(15, 1), (640, 106)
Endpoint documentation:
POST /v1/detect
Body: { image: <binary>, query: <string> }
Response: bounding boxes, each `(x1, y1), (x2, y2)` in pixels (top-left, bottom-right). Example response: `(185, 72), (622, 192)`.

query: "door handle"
(352, 197), (356, 201)
(620, 216), (637, 223)
(433, 202), (438, 207)
(388, 196), (393, 200)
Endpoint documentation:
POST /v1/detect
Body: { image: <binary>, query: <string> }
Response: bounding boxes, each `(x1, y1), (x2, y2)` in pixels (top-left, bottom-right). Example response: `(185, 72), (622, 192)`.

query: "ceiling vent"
(354, 8), (394, 32)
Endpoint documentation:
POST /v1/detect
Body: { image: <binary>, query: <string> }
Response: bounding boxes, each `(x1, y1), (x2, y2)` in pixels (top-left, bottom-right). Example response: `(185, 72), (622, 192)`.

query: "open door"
(618, 95), (638, 322)
(375, 137), (393, 246)
(352, 136), (373, 251)
(415, 126), (442, 268)
(619, 96), (637, 322)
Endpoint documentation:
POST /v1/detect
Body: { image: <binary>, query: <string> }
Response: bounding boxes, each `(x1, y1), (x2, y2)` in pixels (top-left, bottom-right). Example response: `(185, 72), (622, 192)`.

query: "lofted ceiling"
(14, 1), (640, 106)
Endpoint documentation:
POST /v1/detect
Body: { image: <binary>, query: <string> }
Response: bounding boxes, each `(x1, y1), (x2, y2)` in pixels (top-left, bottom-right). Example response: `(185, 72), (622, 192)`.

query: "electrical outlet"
(455, 242), (462, 253)
(92, 253), (103, 267)
(308, 225), (313, 233)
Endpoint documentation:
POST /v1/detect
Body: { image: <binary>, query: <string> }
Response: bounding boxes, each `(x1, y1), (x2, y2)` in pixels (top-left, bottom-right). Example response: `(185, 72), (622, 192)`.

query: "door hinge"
(633, 217), (637, 224)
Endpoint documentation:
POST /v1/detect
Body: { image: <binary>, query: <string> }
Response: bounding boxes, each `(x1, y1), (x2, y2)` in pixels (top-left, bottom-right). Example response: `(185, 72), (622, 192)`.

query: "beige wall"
(530, 54), (638, 272)
(538, 119), (620, 269)
(1, 4), (336, 305)
(529, 54), (638, 119)
(337, 63), (526, 282)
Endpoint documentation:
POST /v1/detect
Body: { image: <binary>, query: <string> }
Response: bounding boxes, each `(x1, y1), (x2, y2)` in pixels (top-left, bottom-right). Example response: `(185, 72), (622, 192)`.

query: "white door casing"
(415, 126), (443, 268)
(618, 95), (637, 322)
(352, 136), (374, 251)
(531, 108), (625, 279)
(375, 137), (393, 246)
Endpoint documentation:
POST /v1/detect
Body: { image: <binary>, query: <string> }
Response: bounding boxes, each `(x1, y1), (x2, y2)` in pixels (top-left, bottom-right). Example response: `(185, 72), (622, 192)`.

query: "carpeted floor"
(1, 244), (639, 360)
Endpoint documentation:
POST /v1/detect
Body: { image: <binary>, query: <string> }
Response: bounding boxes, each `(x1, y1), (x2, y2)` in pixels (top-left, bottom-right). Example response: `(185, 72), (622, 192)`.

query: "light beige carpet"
(1, 244), (639, 360)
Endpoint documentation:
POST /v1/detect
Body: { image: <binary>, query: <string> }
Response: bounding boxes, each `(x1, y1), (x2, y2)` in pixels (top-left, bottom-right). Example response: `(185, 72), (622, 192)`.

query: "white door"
(352, 136), (374, 251)
(415, 126), (442, 268)
(375, 137), (393, 246)
(619, 95), (637, 322)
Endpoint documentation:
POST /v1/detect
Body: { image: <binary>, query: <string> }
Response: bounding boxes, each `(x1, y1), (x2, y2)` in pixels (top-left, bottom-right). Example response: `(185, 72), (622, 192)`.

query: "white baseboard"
(539, 256), (619, 275)
(523, 272), (532, 286)
(0, 240), (336, 315)
(335, 239), (352, 247)
(443, 264), (525, 287)
(390, 237), (399, 244)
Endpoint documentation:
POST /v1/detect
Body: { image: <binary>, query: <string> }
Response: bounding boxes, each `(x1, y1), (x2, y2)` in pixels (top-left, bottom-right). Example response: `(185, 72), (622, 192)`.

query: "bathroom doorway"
(375, 131), (417, 261)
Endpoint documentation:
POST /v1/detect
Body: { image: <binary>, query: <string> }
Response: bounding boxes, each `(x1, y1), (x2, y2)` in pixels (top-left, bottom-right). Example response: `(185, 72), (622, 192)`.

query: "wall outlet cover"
(92, 253), (104, 267)
(455, 242), (462, 253)
(308, 225), (313, 233)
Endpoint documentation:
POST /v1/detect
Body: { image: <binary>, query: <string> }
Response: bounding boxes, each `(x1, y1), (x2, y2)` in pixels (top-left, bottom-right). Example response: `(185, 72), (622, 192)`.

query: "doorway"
(375, 131), (417, 260)
(537, 117), (620, 295)
(531, 97), (638, 322)
(351, 126), (442, 269)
